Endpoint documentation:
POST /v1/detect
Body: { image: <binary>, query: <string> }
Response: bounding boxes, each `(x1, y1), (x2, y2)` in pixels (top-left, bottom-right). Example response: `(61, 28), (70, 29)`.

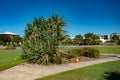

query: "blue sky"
(0, 0), (120, 37)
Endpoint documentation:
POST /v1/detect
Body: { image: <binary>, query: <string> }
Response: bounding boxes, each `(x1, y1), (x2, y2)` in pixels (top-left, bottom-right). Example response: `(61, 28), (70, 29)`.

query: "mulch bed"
(65, 55), (116, 63)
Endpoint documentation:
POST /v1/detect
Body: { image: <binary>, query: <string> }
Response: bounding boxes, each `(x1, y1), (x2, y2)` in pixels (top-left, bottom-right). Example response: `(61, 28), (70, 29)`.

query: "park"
(0, 14), (120, 80)
(0, 0), (120, 80)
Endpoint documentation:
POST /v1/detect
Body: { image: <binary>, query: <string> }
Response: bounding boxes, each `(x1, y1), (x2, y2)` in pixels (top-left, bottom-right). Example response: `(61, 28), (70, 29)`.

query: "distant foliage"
(61, 37), (73, 45)
(111, 35), (119, 42)
(73, 34), (83, 45)
(0, 40), (4, 45)
(84, 33), (100, 45)
(11, 35), (23, 46)
(0, 34), (11, 45)
(22, 14), (66, 64)
(72, 33), (101, 45)
(117, 40), (120, 45)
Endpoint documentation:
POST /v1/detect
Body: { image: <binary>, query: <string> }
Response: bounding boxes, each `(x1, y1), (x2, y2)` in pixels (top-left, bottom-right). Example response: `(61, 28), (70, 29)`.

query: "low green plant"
(6, 46), (16, 49)
(67, 47), (100, 58)
(0, 40), (4, 45)
(117, 40), (120, 45)
(66, 53), (76, 59)
(68, 49), (80, 56)
(80, 47), (100, 58)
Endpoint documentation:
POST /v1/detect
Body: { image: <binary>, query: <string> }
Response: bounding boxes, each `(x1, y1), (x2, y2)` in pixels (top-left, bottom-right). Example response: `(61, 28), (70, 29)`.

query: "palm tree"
(50, 14), (66, 45)
(47, 14), (67, 63)
(22, 14), (67, 64)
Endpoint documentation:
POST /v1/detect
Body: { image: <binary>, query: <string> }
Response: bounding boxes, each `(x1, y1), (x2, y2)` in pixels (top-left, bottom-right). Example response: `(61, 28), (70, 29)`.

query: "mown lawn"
(36, 60), (120, 80)
(0, 49), (23, 71)
(60, 45), (120, 54)
(0, 45), (120, 71)
(97, 46), (120, 54)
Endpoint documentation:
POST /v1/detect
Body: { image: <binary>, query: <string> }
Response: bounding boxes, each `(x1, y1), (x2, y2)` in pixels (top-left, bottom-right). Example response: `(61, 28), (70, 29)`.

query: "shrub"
(66, 53), (76, 59)
(117, 40), (120, 45)
(22, 14), (66, 65)
(6, 46), (16, 50)
(80, 47), (100, 58)
(67, 47), (100, 58)
(0, 40), (4, 45)
(69, 49), (81, 56)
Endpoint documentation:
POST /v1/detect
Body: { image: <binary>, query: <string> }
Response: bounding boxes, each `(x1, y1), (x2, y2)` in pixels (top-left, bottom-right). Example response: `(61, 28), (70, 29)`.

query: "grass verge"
(36, 60), (120, 80)
(60, 46), (120, 54)
(97, 46), (120, 54)
(0, 49), (23, 71)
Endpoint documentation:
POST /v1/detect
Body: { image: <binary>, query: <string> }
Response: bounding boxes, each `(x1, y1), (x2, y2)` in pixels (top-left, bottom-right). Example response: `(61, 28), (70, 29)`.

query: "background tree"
(11, 35), (23, 46)
(50, 14), (66, 45)
(22, 14), (67, 64)
(84, 33), (100, 45)
(92, 34), (101, 45)
(117, 40), (120, 45)
(73, 34), (83, 45)
(61, 35), (73, 45)
(0, 40), (4, 45)
(84, 33), (94, 45)
(0, 34), (11, 45)
(111, 34), (119, 42)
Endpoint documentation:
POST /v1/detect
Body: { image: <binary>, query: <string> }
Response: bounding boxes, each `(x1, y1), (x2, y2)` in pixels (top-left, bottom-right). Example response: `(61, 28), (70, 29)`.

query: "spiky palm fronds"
(22, 14), (66, 64)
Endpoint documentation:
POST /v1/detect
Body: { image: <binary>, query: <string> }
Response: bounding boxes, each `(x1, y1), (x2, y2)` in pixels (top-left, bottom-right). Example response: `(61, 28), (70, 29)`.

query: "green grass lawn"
(60, 45), (120, 54)
(97, 46), (120, 54)
(0, 49), (23, 71)
(37, 60), (120, 80)
(0, 45), (120, 71)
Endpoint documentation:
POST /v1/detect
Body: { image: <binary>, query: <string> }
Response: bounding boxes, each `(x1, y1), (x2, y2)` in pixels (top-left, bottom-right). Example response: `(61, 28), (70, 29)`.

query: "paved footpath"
(0, 55), (120, 80)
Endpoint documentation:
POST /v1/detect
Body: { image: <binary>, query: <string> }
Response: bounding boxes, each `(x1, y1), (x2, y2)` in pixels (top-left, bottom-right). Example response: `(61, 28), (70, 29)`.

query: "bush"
(68, 47), (100, 58)
(68, 49), (81, 56)
(80, 47), (100, 58)
(0, 40), (4, 45)
(66, 53), (76, 59)
(117, 40), (120, 45)
(6, 46), (16, 50)
(22, 15), (66, 65)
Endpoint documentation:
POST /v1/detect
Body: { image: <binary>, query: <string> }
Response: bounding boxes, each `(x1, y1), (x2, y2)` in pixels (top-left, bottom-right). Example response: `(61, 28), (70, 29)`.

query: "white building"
(98, 33), (120, 43)
(0, 31), (17, 36)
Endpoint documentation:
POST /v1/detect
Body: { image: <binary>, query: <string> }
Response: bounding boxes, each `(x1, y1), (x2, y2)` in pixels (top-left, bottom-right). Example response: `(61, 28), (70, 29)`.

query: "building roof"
(0, 32), (17, 35)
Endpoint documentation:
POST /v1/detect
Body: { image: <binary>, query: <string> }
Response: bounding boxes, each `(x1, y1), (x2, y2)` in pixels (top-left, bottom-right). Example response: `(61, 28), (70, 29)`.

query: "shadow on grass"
(103, 71), (120, 80)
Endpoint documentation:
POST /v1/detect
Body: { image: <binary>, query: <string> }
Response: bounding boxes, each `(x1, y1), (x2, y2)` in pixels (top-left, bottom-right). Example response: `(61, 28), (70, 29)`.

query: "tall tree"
(84, 33), (94, 45)
(73, 34), (83, 45)
(0, 34), (11, 45)
(50, 14), (66, 45)
(84, 33), (100, 45)
(111, 34), (119, 42)
(22, 14), (67, 64)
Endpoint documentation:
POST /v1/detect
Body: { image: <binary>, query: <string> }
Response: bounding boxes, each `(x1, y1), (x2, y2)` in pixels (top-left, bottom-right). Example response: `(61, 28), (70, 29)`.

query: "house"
(0, 31), (18, 40)
(98, 33), (120, 43)
(0, 31), (18, 45)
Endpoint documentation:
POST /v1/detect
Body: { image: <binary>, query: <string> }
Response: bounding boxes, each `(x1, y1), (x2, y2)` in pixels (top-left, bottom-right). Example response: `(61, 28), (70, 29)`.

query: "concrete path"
(0, 55), (120, 80)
